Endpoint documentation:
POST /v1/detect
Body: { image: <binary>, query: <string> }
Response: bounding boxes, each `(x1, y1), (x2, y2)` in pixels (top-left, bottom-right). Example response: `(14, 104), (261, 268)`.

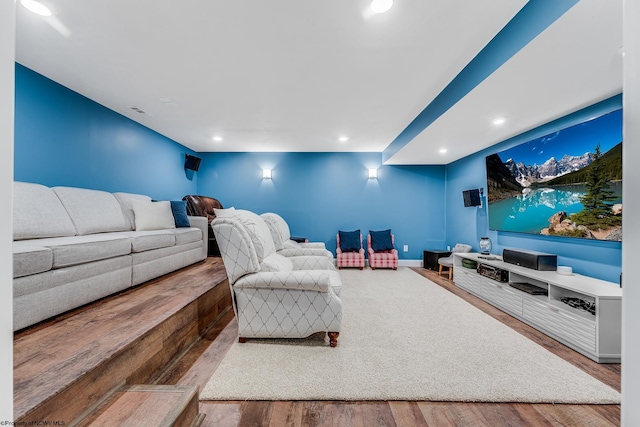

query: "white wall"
(622, 0), (640, 424)
(1, 0), (15, 420)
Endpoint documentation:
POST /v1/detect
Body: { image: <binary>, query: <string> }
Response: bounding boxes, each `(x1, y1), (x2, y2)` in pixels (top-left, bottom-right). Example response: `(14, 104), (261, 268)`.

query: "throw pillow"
(132, 200), (176, 231)
(339, 229), (361, 252)
(370, 229), (394, 251)
(170, 200), (191, 227)
(214, 207), (236, 218)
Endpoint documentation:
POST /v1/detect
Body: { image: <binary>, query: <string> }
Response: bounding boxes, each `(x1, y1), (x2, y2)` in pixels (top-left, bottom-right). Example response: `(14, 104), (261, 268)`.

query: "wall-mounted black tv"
(485, 109), (622, 241)
(184, 154), (201, 171)
(463, 189), (481, 207)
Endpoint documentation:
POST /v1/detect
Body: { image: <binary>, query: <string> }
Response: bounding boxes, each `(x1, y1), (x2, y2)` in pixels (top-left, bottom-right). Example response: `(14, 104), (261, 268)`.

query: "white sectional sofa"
(12, 182), (208, 331)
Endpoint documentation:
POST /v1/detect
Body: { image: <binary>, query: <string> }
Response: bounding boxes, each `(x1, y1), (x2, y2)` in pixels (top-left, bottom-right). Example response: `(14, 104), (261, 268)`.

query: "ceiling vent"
(127, 106), (153, 116)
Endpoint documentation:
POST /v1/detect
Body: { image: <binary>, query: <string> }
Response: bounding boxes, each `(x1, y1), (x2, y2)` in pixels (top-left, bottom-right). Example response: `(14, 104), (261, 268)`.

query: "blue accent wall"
(14, 64), (197, 200)
(196, 152), (446, 258)
(444, 95), (623, 282)
(13, 63), (623, 281)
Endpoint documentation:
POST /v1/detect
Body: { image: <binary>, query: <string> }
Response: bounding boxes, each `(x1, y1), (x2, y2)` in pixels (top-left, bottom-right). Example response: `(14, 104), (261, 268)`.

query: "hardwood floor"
(163, 265), (621, 427)
(14, 260), (621, 426)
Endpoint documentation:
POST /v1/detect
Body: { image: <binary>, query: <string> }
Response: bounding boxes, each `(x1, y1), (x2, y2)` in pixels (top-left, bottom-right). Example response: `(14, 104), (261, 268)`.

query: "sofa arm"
(279, 247), (329, 257)
(233, 271), (333, 292)
(188, 215), (208, 259)
(290, 256), (336, 271)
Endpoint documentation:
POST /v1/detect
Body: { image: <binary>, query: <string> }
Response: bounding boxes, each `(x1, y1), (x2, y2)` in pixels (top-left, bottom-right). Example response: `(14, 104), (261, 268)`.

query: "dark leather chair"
(182, 195), (224, 256)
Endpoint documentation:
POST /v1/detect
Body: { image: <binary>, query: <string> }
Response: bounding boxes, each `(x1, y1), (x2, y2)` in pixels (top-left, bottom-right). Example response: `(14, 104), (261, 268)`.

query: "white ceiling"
(15, 0), (622, 165)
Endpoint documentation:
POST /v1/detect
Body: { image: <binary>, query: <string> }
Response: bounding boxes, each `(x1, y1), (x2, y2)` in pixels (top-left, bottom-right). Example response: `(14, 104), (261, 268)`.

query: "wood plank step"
(13, 257), (231, 425)
(77, 385), (204, 427)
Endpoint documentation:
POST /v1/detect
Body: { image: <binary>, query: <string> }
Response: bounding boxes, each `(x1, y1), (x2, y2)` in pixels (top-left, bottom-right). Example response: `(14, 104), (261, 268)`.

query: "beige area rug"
(200, 268), (620, 403)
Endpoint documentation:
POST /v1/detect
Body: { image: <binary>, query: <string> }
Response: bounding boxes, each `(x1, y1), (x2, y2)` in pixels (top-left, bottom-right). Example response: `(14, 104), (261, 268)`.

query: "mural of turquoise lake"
(488, 182), (622, 234)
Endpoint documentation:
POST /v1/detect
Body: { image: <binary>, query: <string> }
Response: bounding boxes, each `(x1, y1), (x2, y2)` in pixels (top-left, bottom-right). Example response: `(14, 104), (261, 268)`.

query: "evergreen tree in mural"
(573, 144), (621, 229)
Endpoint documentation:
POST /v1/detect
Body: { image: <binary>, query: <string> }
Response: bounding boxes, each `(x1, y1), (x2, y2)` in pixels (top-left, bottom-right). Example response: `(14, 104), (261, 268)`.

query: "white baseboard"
(398, 259), (422, 267)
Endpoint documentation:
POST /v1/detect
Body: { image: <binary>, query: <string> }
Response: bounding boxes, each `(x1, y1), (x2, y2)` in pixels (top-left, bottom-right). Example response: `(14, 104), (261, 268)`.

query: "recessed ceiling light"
(21, 0), (52, 16)
(212, 136), (223, 142)
(439, 148), (447, 154)
(492, 116), (507, 125)
(370, 0), (393, 14)
(339, 136), (349, 142)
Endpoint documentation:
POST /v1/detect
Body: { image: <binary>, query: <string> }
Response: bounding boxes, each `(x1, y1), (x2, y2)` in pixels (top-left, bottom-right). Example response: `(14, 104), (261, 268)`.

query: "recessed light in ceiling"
(439, 148), (447, 154)
(212, 136), (223, 142)
(20, 0), (52, 16)
(339, 136), (349, 142)
(370, 0), (393, 14)
(492, 116), (507, 125)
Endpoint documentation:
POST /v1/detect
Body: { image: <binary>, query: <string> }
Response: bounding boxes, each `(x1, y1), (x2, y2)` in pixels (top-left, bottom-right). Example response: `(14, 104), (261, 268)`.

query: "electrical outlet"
(403, 245), (408, 252)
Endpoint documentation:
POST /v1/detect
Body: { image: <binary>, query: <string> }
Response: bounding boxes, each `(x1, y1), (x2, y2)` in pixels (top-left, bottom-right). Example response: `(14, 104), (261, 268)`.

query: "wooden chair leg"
(438, 264), (443, 275)
(328, 332), (339, 347)
(448, 267), (453, 280)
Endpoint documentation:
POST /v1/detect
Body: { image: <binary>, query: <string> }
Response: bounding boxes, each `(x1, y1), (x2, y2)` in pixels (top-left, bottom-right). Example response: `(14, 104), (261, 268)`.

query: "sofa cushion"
(53, 186), (129, 235)
(260, 253), (293, 272)
(213, 207), (236, 218)
(173, 228), (203, 246)
(112, 230), (176, 252)
(233, 210), (277, 260)
(12, 244), (53, 278)
(27, 234), (132, 268)
(132, 200), (176, 231)
(113, 192), (153, 230)
(13, 182), (77, 240)
(260, 213), (291, 250)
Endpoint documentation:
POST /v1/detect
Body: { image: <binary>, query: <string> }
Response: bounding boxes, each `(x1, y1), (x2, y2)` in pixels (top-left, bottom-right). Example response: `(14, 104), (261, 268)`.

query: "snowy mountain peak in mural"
(504, 152), (594, 187)
(486, 109), (622, 241)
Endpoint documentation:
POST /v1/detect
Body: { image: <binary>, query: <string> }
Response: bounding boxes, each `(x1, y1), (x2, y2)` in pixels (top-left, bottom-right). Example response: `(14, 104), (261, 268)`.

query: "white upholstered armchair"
(212, 210), (342, 347)
(260, 212), (333, 259)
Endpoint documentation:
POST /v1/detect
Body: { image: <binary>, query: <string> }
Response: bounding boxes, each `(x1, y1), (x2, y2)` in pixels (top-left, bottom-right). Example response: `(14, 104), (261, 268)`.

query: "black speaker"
(462, 189), (481, 207)
(184, 154), (201, 171)
(502, 248), (557, 271)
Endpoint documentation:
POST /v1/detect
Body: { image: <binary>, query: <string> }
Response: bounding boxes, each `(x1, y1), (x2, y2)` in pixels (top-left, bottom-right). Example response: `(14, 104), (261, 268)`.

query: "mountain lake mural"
(486, 109), (622, 241)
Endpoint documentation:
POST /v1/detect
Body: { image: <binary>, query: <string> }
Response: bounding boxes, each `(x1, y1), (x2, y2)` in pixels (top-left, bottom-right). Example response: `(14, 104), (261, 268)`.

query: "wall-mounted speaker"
(462, 188), (481, 207)
(184, 154), (201, 171)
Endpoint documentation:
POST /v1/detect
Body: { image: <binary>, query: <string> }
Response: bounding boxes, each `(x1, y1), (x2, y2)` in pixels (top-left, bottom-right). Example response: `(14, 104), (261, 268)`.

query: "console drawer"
(523, 299), (596, 352)
(454, 268), (485, 296)
(483, 281), (523, 316)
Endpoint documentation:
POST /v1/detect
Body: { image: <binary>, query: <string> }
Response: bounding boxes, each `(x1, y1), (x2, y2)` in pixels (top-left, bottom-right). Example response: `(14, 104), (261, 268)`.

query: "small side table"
(423, 250), (451, 271)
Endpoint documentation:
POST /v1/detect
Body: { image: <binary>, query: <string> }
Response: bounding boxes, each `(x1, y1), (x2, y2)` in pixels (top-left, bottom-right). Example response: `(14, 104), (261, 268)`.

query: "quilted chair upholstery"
(336, 232), (365, 270)
(438, 243), (473, 280)
(211, 210), (342, 347)
(367, 233), (398, 270)
(260, 212), (333, 259)
(182, 195), (224, 256)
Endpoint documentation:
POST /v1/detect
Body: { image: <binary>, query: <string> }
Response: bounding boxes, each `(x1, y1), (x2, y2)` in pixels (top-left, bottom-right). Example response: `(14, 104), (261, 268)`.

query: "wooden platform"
(13, 257), (231, 425)
(14, 261), (621, 426)
(78, 385), (204, 427)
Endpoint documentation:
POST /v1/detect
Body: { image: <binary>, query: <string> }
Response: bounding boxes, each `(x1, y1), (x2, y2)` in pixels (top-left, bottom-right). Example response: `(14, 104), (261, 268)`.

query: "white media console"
(453, 253), (622, 363)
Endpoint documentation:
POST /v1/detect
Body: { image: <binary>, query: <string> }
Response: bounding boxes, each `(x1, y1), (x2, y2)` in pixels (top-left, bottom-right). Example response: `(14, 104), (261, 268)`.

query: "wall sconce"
(368, 168), (378, 179)
(262, 168), (272, 179)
